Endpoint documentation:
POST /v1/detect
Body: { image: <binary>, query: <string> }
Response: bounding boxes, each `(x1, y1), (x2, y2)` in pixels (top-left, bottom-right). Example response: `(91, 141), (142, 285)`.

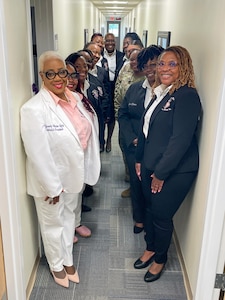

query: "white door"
(194, 74), (225, 300)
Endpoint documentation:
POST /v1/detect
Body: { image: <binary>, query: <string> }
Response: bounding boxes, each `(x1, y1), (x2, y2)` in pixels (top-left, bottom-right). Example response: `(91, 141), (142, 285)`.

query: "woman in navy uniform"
(134, 46), (202, 282)
(118, 45), (163, 234)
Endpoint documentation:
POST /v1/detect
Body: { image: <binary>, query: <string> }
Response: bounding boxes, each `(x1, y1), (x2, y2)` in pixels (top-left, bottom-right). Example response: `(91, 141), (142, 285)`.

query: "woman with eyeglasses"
(20, 51), (100, 288)
(65, 60), (98, 243)
(66, 51), (108, 153)
(118, 45), (164, 236)
(133, 46), (202, 282)
(114, 48), (145, 198)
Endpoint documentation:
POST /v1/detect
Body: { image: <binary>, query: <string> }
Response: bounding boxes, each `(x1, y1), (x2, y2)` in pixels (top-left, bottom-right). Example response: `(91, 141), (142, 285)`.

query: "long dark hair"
(65, 53), (94, 114)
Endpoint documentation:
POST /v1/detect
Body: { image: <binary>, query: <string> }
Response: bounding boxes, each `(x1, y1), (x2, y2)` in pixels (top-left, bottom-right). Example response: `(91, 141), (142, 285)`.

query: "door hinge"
(215, 273), (225, 291)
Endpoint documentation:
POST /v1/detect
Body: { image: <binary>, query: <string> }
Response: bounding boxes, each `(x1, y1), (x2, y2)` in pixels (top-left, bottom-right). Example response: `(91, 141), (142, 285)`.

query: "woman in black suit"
(134, 46), (202, 282)
(65, 52), (107, 150)
(118, 45), (163, 234)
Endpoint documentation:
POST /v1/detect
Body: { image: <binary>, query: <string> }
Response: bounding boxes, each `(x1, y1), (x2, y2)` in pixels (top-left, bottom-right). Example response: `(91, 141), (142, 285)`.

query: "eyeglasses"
(142, 63), (157, 70)
(157, 61), (179, 69)
(43, 69), (68, 80)
(68, 72), (79, 80)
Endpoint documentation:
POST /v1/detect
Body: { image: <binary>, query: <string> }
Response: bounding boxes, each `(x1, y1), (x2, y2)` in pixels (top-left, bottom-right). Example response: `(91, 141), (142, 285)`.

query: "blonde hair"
(154, 46), (196, 94)
(38, 51), (65, 72)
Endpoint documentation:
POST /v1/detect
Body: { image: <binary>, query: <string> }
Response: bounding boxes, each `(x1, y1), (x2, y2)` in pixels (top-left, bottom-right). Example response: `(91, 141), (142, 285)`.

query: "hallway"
(29, 124), (187, 300)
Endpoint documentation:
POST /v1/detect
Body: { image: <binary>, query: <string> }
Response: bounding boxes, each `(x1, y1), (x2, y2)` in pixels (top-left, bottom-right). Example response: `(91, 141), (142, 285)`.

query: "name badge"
(44, 124), (64, 131)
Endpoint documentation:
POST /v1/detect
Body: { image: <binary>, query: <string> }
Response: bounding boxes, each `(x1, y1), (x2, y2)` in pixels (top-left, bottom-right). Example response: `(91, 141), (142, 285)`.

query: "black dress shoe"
(134, 255), (155, 269)
(81, 204), (92, 212)
(144, 265), (164, 282)
(106, 141), (111, 153)
(106, 146), (111, 153)
(133, 225), (144, 234)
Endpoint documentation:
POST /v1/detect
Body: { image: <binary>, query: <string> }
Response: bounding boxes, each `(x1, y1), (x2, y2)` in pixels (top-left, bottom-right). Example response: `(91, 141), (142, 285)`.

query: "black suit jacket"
(115, 50), (125, 82)
(88, 73), (109, 119)
(96, 65), (110, 98)
(118, 80), (146, 148)
(135, 85), (202, 180)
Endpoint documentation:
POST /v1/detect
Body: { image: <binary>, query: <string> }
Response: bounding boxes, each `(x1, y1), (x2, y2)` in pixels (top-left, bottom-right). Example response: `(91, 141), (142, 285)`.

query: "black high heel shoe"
(133, 225), (144, 234)
(134, 254), (155, 269)
(144, 264), (165, 282)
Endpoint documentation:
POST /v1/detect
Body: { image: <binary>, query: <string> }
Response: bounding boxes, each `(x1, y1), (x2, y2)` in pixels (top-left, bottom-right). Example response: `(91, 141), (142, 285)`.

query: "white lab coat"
(20, 88), (101, 198)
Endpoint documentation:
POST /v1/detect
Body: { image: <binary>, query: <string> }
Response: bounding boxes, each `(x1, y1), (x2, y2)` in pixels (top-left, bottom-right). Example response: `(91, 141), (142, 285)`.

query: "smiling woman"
(134, 46), (202, 283)
(20, 50), (101, 288)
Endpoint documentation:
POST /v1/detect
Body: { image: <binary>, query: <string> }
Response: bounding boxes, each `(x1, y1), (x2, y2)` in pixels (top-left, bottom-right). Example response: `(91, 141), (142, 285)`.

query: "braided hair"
(153, 46), (196, 94)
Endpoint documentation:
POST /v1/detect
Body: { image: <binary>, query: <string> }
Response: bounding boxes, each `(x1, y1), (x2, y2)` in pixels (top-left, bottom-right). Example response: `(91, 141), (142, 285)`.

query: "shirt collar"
(89, 65), (98, 76)
(142, 78), (151, 89)
(45, 87), (76, 105)
(154, 84), (172, 98)
(104, 48), (116, 57)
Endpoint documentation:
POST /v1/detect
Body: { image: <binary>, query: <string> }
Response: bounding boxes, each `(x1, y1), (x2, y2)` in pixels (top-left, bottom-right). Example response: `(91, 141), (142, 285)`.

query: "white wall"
(52, 0), (106, 58)
(0, 0), (38, 297)
(128, 0), (225, 295)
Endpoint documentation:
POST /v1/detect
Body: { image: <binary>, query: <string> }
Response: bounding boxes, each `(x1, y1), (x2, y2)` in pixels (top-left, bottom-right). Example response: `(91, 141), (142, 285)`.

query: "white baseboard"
(26, 252), (40, 300)
(173, 231), (193, 300)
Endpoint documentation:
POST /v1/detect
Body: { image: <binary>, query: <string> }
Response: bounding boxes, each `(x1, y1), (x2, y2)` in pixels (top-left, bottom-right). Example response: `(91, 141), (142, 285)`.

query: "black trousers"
(141, 165), (197, 264)
(124, 145), (145, 223)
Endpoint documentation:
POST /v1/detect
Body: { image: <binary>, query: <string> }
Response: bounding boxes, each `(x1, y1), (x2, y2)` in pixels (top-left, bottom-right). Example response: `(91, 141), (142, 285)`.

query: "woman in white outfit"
(20, 51), (100, 288)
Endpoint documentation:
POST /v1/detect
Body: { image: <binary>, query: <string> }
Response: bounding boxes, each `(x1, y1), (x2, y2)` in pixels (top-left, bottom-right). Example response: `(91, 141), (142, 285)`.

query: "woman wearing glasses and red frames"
(134, 46), (202, 282)
(20, 51), (100, 288)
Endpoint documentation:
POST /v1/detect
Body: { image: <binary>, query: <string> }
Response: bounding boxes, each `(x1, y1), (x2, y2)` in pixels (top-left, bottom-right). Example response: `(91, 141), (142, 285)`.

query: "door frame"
(107, 21), (121, 50)
(0, 0), (27, 298)
(194, 74), (225, 299)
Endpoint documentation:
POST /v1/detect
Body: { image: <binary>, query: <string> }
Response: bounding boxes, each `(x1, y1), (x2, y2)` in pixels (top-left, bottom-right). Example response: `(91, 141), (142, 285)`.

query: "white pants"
(74, 192), (82, 228)
(34, 192), (79, 272)
(74, 184), (85, 228)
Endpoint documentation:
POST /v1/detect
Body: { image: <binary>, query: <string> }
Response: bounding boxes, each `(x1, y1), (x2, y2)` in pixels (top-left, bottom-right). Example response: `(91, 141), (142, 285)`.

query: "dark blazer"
(88, 73), (109, 119)
(135, 85), (202, 180)
(104, 50), (125, 119)
(118, 80), (146, 148)
(103, 50), (124, 83)
(85, 79), (105, 145)
(96, 65), (110, 98)
(99, 56), (109, 71)
(115, 50), (125, 81)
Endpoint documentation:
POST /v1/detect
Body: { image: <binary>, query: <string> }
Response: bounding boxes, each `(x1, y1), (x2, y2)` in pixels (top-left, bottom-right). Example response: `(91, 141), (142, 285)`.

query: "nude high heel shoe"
(51, 270), (69, 288)
(66, 269), (79, 283)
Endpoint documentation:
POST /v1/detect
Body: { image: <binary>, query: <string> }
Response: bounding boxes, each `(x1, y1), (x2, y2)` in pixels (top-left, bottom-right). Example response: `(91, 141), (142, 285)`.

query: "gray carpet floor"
(29, 124), (187, 300)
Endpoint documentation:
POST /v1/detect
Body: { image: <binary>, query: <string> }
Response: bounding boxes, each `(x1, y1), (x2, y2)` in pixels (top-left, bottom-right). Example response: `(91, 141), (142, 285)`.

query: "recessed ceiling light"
(105, 6), (125, 9)
(103, 1), (128, 4)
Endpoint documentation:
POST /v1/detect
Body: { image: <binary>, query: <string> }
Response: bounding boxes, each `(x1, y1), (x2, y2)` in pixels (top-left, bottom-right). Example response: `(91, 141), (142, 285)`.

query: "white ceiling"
(90, 0), (143, 18)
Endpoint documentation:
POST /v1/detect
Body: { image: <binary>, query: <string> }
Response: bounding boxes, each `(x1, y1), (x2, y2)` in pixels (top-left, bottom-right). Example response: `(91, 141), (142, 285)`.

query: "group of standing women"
(20, 30), (201, 288)
(118, 45), (201, 282)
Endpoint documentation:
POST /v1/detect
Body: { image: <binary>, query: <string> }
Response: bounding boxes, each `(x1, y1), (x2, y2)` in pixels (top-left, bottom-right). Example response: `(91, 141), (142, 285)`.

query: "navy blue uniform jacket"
(135, 85), (202, 180)
(118, 80), (146, 148)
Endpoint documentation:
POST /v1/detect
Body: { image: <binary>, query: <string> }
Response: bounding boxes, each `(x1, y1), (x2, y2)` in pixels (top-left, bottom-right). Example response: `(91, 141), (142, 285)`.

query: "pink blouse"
(47, 87), (92, 150)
